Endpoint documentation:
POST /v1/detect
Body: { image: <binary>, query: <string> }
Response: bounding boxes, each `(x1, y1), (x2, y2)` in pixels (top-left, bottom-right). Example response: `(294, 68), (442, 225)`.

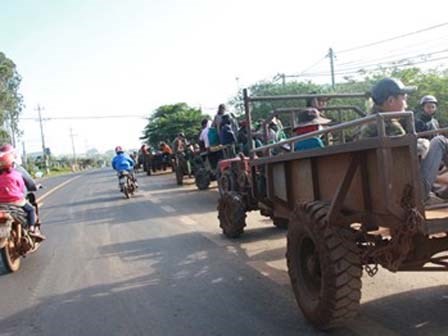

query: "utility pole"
(21, 141), (27, 169)
(69, 127), (77, 170)
(328, 47), (336, 90)
(35, 104), (49, 174)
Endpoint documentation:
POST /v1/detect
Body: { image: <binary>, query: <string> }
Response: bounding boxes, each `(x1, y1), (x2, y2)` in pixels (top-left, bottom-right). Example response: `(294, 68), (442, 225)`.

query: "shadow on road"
(0, 232), (315, 336)
(358, 285), (448, 335)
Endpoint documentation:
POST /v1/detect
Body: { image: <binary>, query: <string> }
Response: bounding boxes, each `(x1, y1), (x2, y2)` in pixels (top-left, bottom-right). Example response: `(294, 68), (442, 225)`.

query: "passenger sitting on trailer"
(360, 77), (448, 206)
(266, 117), (287, 145)
(220, 114), (237, 146)
(199, 118), (212, 151)
(237, 120), (249, 155)
(306, 92), (330, 114)
(293, 108), (332, 151)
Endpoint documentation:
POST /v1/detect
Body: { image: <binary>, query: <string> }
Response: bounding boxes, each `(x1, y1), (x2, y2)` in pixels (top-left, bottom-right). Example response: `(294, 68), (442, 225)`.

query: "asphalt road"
(0, 168), (447, 336)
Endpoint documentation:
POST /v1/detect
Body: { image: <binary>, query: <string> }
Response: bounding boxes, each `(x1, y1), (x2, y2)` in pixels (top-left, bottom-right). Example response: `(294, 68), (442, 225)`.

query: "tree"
(0, 52), (24, 144)
(229, 80), (341, 126)
(141, 103), (207, 147)
(86, 148), (100, 158)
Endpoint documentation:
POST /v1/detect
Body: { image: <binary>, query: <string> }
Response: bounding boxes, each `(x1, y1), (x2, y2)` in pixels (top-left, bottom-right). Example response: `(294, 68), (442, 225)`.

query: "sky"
(2, 0), (448, 156)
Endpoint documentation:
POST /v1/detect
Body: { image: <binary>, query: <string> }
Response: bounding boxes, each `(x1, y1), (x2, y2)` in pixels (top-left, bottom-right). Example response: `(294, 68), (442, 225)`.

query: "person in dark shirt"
(220, 114), (237, 145)
(415, 95), (440, 136)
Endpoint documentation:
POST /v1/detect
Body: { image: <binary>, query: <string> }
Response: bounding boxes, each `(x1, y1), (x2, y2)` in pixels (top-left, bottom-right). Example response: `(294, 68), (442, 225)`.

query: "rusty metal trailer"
(217, 89), (448, 329)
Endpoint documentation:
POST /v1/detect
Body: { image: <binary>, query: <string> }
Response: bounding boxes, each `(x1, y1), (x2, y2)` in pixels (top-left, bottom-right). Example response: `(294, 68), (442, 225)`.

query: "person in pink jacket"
(0, 151), (37, 233)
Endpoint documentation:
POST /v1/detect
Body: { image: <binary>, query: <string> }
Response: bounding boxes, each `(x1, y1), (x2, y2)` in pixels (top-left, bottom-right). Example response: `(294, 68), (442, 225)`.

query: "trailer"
(217, 89), (448, 329)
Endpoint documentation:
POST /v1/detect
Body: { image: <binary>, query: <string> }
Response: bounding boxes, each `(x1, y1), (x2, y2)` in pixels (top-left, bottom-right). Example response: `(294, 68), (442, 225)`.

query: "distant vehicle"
(118, 171), (136, 199)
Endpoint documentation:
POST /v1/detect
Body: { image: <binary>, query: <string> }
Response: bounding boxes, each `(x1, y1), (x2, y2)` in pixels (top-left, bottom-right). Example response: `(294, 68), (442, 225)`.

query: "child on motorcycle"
(111, 146), (138, 190)
(0, 151), (40, 238)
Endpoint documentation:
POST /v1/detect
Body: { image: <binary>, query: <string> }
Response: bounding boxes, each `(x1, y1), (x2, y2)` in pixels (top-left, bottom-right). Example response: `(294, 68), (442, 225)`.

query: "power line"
(300, 48), (448, 77)
(297, 55), (327, 76)
(335, 35), (448, 68)
(20, 115), (147, 121)
(332, 48), (448, 74)
(338, 22), (448, 54)
(300, 55), (448, 78)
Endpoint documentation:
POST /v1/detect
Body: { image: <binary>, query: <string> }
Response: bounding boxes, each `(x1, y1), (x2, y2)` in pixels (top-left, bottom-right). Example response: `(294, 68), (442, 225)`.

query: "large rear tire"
(1, 236), (21, 273)
(217, 192), (246, 238)
(286, 202), (362, 330)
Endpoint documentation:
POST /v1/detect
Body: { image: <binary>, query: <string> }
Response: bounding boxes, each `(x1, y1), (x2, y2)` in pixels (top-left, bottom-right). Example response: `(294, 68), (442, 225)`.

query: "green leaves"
(0, 52), (23, 141)
(141, 103), (207, 147)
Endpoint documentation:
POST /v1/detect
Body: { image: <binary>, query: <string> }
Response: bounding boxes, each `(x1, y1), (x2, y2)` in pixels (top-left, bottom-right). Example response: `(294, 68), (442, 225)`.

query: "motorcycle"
(0, 192), (43, 273)
(118, 171), (136, 199)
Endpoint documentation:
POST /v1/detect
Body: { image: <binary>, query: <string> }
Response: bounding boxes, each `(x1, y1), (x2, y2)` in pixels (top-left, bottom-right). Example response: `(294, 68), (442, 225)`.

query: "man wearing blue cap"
(361, 77), (448, 205)
(360, 77), (416, 137)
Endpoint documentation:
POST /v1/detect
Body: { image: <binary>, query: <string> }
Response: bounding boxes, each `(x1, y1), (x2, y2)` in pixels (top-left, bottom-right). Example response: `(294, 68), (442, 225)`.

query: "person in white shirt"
(199, 118), (212, 150)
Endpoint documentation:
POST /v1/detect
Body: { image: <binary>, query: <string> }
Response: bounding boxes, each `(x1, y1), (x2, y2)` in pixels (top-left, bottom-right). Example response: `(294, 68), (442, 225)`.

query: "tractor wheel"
(195, 168), (211, 190)
(286, 202), (362, 330)
(218, 169), (236, 196)
(217, 192), (246, 238)
(273, 217), (288, 229)
(175, 165), (183, 185)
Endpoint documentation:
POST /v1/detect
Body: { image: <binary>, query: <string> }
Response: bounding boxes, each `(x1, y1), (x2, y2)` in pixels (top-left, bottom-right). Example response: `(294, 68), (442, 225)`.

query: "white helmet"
(420, 95), (438, 106)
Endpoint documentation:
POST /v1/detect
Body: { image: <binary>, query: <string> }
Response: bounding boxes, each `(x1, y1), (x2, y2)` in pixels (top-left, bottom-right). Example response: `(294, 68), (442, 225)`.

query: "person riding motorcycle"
(111, 146), (138, 190)
(0, 144), (45, 240)
(159, 142), (173, 156)
(0, 151), (43, 240)
(415, 95), (440, 137)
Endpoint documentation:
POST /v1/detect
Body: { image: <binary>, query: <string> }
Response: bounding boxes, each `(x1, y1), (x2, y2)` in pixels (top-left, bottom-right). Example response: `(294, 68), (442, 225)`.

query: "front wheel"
(286, 202), (362, 330)
(1, 236), (21, 272)
(217, 192), (246, 238)
(195, 168), (210, 190)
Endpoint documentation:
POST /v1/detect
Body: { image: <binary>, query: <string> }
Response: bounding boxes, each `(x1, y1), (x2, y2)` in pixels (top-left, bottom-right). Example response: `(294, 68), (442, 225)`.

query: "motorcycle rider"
(0, 144), (45, 240)
(415, 95), (440, 136)
(111, 146), (138, 190)
(0, 151), (42, 240)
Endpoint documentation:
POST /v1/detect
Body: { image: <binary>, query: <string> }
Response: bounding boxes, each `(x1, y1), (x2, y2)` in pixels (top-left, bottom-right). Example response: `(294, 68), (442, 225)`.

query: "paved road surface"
(0, 169), (447, 335)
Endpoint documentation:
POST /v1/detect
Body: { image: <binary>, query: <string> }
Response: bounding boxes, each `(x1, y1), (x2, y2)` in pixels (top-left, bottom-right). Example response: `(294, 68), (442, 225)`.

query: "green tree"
(141, 103), (207, 146)
(0, 52), (23, 144)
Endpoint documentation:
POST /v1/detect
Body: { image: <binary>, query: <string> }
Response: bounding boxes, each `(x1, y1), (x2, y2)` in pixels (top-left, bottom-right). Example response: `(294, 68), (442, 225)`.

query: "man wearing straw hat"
(293, 108), (332, 151)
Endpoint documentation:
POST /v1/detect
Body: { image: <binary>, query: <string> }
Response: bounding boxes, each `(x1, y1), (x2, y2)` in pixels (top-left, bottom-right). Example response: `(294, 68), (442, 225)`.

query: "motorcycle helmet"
(0, 144), (14, 154)
(420, 95), (438, 106)
(0, 144), (20, 165)
(0, 152), (15, 170)
(115, 146), (124, 153)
